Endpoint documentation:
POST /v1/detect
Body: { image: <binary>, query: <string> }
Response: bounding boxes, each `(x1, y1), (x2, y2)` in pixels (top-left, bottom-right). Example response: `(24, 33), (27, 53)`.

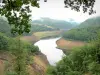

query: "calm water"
(35, 37), (65, 65)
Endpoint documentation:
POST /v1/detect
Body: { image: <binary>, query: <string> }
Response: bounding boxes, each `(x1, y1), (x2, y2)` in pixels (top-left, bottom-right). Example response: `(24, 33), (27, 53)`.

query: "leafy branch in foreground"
(0, 0), (39, 75)
(44, 0), (96, 15)
(0, 0), (39, 35)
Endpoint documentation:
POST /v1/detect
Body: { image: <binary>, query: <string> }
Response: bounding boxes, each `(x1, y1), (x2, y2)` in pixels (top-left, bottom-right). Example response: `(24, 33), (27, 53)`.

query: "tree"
(0, 0), (39, 75)
(44, 0), (96, 15)
(0, 0), (39, 35)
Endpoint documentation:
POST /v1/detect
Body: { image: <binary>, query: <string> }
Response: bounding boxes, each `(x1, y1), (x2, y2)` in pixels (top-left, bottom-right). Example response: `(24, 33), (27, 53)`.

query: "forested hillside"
(0, 18), (11, 36)
(0, 17), (57, 36)
(32, 17), (78, 30)
(63, 16), (100, 41)
(47, 16), (100, 75)
(0, 17), (53, 36)
(47, 37), (100, 75)
(30, 24), (57, 32)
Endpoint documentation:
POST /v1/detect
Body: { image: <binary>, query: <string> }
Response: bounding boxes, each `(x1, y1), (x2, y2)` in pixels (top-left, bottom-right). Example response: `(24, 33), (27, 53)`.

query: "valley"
(0, 15), (100, 75)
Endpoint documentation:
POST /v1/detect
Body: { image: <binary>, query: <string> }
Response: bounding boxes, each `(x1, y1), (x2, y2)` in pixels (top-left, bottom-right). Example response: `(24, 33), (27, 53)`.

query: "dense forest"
(63, 16), (100, 41)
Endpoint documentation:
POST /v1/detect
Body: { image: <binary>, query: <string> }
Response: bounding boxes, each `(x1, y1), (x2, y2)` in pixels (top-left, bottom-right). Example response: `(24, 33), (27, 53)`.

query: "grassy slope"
(33, 31), (62, 39)
(20, 35), (39, 43)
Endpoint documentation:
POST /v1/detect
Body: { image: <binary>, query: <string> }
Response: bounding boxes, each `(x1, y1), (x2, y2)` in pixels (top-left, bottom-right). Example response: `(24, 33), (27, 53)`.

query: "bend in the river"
(35, 37), (65, 65)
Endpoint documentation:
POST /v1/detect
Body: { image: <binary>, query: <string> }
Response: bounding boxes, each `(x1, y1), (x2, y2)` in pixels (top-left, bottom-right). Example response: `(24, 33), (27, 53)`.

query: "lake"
(35, 37), (65, 65)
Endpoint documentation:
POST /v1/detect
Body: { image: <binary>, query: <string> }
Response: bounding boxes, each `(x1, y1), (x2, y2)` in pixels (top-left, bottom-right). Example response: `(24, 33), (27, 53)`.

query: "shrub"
(47, 39), (100, 75)
(24, 42), (39, 54)
(0, 33), (9, 50)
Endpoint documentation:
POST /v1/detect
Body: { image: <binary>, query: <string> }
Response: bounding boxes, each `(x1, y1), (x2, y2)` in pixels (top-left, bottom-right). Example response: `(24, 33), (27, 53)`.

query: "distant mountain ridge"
(32, 17), (78, 30)
(63, 16), (100, 41)
(0, 17), (78, 36)
(77, 16), (100, 28)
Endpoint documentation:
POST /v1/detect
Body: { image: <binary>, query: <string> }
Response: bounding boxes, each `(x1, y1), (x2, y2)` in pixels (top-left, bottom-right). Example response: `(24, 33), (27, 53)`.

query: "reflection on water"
(35, 37), (65, 65)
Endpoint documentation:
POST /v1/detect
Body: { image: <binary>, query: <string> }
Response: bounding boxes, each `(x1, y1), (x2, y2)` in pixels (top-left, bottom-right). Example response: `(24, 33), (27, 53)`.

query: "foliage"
(6, 36), (39, 75)
(64, 0), (96, 15)
(0, 1), (40, 75)
(47, 38), (100, 75)
(46, 66), (56, 75)
(8, 37), (39, 54)
(0, 17), (11, 36)
(0, 0), (39, 35)
(44, 0), (96, 14)
(63, 16), (100, 41)
(5, 71), (17, 75)
(0, 32), (9, 50)
(23, 41), (39, 54)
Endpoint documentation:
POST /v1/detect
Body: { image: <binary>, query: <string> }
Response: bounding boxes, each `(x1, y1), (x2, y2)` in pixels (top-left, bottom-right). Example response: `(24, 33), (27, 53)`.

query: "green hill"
(0, 17), (11, 36)
(32, 17), (78, 30)
(30, 24), (57, 33)
(0, 17), (58, 36)
(78, 16), (100, 28)
(63, 16), (100, 41)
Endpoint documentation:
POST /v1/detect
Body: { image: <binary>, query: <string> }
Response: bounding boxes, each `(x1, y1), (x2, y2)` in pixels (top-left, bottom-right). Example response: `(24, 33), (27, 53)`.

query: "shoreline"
(20, 35), (50, 75)
(56, 38), (86, 53)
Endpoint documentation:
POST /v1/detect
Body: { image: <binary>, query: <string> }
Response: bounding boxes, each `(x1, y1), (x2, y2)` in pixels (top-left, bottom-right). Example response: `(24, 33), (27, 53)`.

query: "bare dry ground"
(29, 53), (49, 75)
(33, 31), (62, 39)
(56, 38), (86, 51)
(0, 52), (49, 75)
(0, 60), (5, 75)
(21, 35), (39, 43)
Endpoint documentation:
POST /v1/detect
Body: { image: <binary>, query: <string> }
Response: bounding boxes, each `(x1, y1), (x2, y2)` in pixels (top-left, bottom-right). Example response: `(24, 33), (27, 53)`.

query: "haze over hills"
(0, 17), (78, 36)
(63, 16), (100, 41)
(32, 17), (78, 30)
(77, 16), (100, 28)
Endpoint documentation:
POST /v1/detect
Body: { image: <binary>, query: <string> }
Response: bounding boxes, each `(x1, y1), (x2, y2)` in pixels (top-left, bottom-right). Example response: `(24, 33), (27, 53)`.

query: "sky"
(31, 0), (100, 22)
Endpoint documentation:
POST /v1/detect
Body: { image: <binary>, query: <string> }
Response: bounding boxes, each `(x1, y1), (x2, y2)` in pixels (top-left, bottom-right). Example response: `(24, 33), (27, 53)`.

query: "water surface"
(35, 37), (64, 65)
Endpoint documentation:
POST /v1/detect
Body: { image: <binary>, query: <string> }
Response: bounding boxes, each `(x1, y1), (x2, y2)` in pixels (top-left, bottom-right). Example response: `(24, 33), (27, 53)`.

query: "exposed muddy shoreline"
(56, 38), (86, 54)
